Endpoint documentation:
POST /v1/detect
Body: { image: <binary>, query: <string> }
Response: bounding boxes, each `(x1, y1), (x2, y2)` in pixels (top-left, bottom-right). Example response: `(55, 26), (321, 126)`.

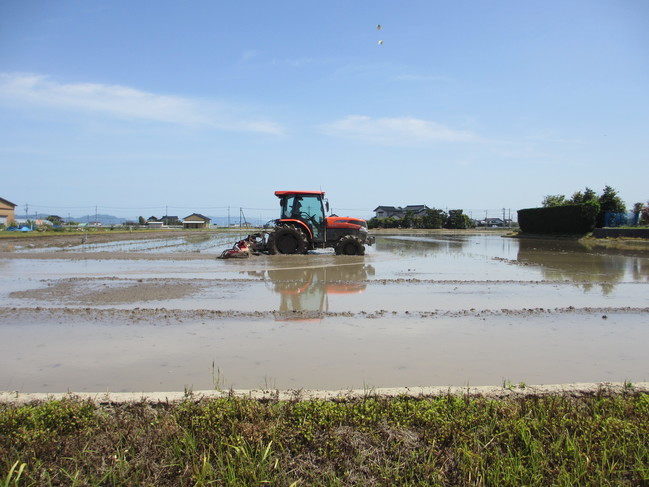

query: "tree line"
(367, 185), (648, 231)
(367, 209), (474, 230)
(542, 185), (648, 227)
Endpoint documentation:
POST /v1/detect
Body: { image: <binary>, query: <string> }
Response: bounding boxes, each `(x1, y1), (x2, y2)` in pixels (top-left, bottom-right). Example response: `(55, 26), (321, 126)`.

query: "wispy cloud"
(319, 115), (477, 145)
(0, 73), (284, 135)
(239, 50), (261, 62)
(394, 73), (447, 82)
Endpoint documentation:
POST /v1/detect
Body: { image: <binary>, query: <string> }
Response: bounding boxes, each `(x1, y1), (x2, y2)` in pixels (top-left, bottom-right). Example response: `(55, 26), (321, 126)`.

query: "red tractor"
(265, 191), (374, 255)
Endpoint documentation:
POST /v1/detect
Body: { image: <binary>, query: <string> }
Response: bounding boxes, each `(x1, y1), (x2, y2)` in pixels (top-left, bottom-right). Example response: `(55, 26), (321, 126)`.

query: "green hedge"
(517, 202), (599, 234)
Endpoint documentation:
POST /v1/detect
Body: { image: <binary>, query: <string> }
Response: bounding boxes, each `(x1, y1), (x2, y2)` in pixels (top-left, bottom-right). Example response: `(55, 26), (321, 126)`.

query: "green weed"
(3, 461), (26, 487)
(1, 392), (648, 485)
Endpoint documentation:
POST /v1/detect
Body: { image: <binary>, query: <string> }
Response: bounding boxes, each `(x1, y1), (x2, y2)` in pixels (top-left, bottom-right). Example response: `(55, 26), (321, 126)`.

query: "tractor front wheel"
(268, 225), (309, 255)
(335, 235), (365, 256)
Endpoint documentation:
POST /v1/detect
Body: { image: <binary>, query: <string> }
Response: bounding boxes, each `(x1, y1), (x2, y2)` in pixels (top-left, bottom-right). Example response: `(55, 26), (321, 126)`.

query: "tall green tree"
(641, 202), (649, 225)
(598, 185), (626, 213)
(399, 211), (414, 228)
(422, 209), (446, 229)
(569, 187), (597, 204)
(542, 194), (567, 207)
(597, 185), (626, 227)
(445, 209), (468, 229)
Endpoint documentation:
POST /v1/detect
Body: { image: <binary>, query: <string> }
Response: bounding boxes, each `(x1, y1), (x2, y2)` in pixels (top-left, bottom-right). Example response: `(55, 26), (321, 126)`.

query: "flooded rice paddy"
(1, 230), (648, 393)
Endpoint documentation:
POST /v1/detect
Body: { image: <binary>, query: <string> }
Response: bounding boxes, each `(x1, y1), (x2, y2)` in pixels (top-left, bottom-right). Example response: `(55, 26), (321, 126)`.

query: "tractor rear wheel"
(268, 225), (309, 255)
(335, 235), (365, 256)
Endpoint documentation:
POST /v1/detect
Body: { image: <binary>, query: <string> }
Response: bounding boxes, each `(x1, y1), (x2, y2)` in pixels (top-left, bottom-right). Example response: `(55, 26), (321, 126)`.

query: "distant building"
(0, 197), (17, 226)
(373, 205), (431, 219)
(147, 215), (182, 227)
(146, 216), (164, 228)
(160, 215), (181, 226)
(478, 218), (506, 227)
(402, 205), (431, 217)
(373, 206), (402, 219)
(182, 213), (212, 229)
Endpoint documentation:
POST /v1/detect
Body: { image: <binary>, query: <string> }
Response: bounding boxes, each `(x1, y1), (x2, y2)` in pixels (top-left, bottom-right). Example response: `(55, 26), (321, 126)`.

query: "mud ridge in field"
(1, 305), (647, 325)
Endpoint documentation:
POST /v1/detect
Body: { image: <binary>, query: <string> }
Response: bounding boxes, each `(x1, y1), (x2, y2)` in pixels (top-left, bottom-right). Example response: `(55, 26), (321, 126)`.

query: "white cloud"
(0, 73), (284, 135)
(320, 115), (477, 145)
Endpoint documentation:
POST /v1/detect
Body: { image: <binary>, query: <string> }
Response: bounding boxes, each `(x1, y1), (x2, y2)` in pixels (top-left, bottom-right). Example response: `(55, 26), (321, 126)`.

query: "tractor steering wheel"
(295, 212), (318, 229)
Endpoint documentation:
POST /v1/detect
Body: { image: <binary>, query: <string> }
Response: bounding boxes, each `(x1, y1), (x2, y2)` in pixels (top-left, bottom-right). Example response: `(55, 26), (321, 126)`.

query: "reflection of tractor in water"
(263, 264), (374, 317)
(265, 191), (374, 255)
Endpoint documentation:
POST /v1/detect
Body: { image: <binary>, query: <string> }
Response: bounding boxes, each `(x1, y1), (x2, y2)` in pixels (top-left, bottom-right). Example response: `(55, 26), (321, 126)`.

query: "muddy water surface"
(1, 231), (648, 392)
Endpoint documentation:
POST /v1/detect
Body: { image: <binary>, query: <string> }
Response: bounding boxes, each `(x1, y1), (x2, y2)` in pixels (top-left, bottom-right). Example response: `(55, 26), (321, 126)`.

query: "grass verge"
(1, 389), (648, 486)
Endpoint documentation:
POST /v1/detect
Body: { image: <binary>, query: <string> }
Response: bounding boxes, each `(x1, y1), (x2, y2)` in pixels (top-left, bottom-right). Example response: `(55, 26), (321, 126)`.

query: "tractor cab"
(275, 190), (328, 242)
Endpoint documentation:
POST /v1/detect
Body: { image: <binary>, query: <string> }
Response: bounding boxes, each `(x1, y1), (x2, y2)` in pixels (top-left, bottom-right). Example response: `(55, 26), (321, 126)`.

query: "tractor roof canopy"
(275, 191), (325, 198)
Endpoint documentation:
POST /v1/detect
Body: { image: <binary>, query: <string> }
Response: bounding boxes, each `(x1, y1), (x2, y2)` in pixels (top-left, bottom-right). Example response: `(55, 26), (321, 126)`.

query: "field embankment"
(2, 387), (648, 486)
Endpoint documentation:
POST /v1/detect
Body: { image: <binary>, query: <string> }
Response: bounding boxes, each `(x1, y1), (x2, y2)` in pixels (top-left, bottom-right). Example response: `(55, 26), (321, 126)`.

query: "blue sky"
(1, 0), (647, 221)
